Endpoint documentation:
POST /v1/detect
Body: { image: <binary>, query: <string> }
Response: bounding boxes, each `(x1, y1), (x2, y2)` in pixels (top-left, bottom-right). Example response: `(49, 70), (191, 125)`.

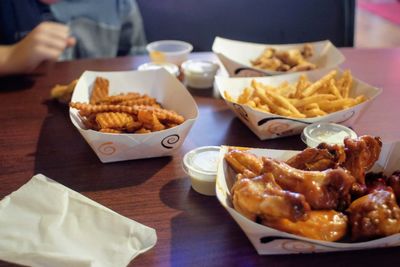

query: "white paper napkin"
(0, 174), (157, 267)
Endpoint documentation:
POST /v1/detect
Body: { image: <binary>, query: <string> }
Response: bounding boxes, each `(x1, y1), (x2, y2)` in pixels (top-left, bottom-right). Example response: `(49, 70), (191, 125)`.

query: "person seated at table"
(0, 0), (147, 76)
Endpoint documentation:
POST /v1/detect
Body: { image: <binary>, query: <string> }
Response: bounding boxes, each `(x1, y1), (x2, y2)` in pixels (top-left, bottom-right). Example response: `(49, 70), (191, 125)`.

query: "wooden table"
(0, 49), (400, 267)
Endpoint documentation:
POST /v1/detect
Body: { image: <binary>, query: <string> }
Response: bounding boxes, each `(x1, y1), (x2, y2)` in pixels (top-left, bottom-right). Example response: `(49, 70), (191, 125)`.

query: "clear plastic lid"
(181, 60), (219, 76)
(301, 122), (357, 148)
(182, 146), (221, 196)
(137, 62), (180, 77)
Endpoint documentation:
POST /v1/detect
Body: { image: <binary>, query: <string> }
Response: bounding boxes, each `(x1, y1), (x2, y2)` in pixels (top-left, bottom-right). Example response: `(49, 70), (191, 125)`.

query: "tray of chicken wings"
(216, 136), (400, 254)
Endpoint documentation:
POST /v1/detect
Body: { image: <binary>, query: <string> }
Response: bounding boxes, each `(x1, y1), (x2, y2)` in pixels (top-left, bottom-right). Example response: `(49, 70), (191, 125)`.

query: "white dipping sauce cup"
(183, 146), (220, 196)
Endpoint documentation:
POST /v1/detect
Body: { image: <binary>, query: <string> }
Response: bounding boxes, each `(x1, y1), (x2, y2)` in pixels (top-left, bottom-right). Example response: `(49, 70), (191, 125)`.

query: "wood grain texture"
(0, 50), (400, 267)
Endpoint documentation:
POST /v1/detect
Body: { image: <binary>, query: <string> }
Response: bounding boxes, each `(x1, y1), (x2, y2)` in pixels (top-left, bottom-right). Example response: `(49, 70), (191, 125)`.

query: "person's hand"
(0, 22), (75, 75)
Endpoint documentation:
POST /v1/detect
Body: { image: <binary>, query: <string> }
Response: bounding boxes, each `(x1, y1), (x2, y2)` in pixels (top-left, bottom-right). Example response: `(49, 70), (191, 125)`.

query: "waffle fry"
(70, 76), (185, 134)
(138, 110), (166, 131)
(224, 70), (368, 118)
(50, 79), (78, 103)
(90, 77), (109, 104)
(96, 92), (142, 104)
(96, 112), (134, 130)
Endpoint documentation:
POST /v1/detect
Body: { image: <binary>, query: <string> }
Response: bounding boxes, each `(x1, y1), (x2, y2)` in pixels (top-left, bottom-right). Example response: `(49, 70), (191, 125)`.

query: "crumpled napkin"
(0, 174), (157, 267)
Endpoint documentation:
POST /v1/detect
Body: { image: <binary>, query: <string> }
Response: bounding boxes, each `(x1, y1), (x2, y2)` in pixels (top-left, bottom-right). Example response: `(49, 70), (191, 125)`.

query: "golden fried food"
(50, 79), (78, 103)
(286, 143), (346, 171)
(70, 102), (184, 125)
(137, 109), (166, 131)
(343, 136), (382, 185)
(262, 157), (355, 210)
(348, 190), (400, 241)
(224, 70), (368, 118)
(232, 173), (311, 222)
(69, 76), (185, 134)
(95, 112), (134, 131)
(90, 77), (109, 104)
(224, 135), (399, 242)
(251, 44), (316, 72)
(95, 92), (142, 104)
(225, 149), (263, 178)
(266, 210), (348, 242)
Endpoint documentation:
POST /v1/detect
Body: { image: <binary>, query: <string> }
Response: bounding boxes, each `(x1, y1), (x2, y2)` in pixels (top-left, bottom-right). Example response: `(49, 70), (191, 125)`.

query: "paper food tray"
(212, 36), (345, 77)
(216, 142), (400, 254)
(215, 68), (381, 140)
(70, 69), (198, 163)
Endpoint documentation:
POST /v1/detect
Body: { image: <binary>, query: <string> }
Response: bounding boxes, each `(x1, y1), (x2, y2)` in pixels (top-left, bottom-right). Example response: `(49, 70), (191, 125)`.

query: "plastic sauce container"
(138, 62), (180, 77)
(183, 146), (221, 196)
(181, 60), (219, 89)
(146, 40), (193, 65)
(301, 122), (357, 148)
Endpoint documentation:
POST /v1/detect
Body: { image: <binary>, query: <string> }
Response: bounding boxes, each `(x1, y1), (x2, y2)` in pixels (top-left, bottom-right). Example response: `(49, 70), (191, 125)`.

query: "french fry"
(301, 70), (337, 97)
(264, 89), (305, 117)
(238, 87), (255, 104)
(227, 70), (367, 119)
(290, 94), (337, 108)
(329, 79), (343, 99)
(302, 108), (327, 117)
(293, 74), (309, 98)
(342, 70), (352, 98)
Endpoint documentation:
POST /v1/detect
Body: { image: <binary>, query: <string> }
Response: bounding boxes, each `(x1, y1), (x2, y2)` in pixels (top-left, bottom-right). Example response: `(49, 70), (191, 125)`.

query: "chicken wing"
(286, 143), (346, 171)
(343, 135), (382, 185)
(265, 210), (348, 242)
(263, 157), (355, 210)
(232, 173), (311, 222)
(225, 149), (263, 178)
(347, 189), (400, 241)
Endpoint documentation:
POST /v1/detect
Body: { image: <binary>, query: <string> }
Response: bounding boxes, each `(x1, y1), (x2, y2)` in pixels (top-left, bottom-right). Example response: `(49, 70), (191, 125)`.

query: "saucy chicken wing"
(286, 143), (346, 171)
(232, 173), (311, 222)
(343, 135), (382, 185)
(225, 149), (263, 178)
(266, 210), (348, 242)
(347, 189), (400, 241)
(263, 157), (355, 210)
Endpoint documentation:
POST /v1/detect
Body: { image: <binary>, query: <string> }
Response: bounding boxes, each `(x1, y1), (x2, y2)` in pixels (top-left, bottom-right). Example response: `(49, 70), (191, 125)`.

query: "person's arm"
(0, 21), (75, 76)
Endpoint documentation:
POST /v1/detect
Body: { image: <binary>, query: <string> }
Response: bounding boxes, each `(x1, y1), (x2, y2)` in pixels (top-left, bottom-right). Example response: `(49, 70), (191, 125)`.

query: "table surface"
(1, 48), (400, 267)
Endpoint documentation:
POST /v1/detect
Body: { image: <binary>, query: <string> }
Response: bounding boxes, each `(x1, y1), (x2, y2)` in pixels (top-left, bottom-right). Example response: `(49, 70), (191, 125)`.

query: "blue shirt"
(0, 0), (53, 44)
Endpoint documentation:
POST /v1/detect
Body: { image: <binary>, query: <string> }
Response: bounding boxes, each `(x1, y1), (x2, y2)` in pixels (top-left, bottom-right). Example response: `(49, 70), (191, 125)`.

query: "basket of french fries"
(215, 68), (381, 140)
(216, 137), (400, 254)
(69, 69), (198, 163)
(212, 37), (345, 77)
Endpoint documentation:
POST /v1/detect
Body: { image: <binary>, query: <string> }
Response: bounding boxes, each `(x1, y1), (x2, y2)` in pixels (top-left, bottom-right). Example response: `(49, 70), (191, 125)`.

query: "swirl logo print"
(161, 134), (180, 149)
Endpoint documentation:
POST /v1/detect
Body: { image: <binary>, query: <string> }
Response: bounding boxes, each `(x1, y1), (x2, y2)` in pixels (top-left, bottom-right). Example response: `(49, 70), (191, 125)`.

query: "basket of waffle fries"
(215, 68), (381, 140)
(216, 137), (400, 254)
(69, 69), (198, 163)
(212, 37), (345, 77)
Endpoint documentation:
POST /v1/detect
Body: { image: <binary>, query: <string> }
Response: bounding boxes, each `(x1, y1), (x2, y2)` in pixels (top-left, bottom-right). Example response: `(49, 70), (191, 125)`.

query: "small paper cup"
(215, 68), (381, 140)
(147, 40), (193, 66)
(69, 69), (198, 163)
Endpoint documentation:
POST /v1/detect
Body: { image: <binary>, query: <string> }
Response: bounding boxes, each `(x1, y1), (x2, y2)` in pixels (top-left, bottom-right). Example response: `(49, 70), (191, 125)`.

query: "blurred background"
(356, 0), (400, 47)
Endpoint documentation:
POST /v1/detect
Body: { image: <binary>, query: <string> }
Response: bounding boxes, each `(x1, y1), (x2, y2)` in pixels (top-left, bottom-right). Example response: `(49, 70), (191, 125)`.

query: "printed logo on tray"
(161, 134), (180, 149)
(233, 103), (249, 121)
(98, 142), (117, 155)
(340, 110), (355, 123)
(260, 237), (316, 253)
(281, 240), (316, 252)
